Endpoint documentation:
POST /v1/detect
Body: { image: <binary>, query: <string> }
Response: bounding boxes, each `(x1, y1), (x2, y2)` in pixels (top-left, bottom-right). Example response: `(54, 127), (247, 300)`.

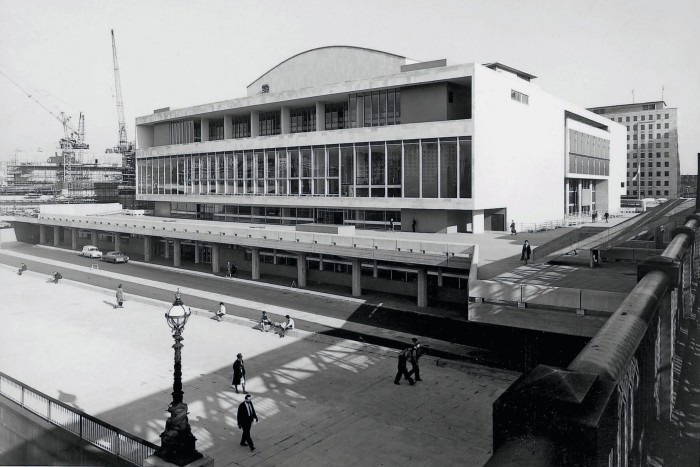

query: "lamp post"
(153, 289), (203, 466)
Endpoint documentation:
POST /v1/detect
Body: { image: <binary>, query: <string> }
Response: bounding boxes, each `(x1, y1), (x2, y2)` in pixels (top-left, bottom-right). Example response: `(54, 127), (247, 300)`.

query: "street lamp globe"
(165, 289), (191, 333)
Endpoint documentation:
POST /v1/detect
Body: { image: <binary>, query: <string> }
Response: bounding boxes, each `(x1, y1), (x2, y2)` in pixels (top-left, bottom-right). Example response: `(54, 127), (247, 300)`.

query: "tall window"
(232, 115), (250, 138)
(290, 106), (316, 133)
(259, 111), (281, 136)
(348, 88), (401, 128)
(325, 102), (348, 130)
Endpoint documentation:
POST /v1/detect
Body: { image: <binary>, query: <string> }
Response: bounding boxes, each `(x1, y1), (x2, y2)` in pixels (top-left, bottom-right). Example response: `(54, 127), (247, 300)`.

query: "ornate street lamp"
(153, 289), (203, 466)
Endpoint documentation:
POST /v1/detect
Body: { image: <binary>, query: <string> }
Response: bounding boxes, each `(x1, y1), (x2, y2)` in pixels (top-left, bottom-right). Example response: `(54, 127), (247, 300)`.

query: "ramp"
(533, 199), (691, 264)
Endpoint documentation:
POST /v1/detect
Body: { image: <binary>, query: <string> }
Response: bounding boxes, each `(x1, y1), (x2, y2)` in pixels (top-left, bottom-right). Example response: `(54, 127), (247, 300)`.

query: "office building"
(588, 101), (680, 199)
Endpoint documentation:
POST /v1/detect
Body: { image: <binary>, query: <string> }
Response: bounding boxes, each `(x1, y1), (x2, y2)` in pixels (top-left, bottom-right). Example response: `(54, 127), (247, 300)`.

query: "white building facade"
(135, 46), (625, 233)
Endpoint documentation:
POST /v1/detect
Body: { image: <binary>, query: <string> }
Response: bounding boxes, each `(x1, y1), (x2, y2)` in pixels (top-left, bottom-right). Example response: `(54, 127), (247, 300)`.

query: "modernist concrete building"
(135, 46), (625, 233)
(588, 101), (681, 199)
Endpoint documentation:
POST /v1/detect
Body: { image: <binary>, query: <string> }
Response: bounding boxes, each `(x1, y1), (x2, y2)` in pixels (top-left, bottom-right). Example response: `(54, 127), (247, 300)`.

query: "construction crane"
(0, 68), (89, 193)
(111, 29), (130, 152)
(0, 68), (88, 149)
(110, 29), (136, 203)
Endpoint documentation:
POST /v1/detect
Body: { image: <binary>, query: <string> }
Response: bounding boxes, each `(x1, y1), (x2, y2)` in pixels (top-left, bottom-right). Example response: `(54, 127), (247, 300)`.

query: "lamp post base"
(153, 402), (204, 467)
(144, 454), (213, 467)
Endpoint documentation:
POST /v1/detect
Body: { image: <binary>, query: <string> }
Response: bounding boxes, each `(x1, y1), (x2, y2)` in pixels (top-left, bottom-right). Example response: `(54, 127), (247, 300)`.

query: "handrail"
(0, 371), (158, 466)
(568, 215), (699, 380)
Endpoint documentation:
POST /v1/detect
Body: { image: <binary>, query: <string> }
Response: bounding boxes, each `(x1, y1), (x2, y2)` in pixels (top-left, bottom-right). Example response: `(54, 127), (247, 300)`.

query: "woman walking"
(520, 240), (532, 265)
(232, 353), (247, 394)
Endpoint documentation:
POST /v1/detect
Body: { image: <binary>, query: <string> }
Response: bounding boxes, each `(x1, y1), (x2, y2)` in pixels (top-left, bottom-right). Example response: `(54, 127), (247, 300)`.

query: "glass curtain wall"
(138, 137), (472, 199)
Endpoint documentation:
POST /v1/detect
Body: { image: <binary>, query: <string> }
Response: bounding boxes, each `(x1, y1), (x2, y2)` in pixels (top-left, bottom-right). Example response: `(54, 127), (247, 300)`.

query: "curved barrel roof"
(247, 46), (406, 97)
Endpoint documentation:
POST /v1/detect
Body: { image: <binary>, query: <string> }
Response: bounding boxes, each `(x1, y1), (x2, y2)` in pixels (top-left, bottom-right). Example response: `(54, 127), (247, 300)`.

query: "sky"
(0, 0), (699, 171)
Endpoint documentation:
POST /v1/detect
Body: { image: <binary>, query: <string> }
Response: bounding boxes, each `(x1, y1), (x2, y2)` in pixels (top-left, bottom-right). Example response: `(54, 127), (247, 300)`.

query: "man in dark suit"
(237, 394), (258, 451)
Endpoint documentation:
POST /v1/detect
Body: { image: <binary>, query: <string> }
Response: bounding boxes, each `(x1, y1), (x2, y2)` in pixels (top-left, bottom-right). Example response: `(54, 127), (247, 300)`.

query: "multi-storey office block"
(589, 101), (680, 200)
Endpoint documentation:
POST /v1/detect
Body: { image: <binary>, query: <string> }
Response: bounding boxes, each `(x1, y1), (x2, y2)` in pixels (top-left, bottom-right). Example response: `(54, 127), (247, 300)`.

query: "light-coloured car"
(81, 245), (103, 258)
(103, 251), (129, 263)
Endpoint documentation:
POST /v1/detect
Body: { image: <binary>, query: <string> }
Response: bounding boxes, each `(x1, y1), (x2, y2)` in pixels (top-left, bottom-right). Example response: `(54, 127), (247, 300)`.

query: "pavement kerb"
(36, 244), (366, 305)
(1, 262), (502, 377)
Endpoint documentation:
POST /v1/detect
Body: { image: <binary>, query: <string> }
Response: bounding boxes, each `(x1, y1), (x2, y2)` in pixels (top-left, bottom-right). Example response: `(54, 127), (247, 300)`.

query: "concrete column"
(351, 258), (362, 297)
(472, 210), (485, 234)
(71, 228), (78, 250)
(39, 225), (47, 245)
(211, 244), (220, 274)
(316, 101), (325, 131)
(114, 233), (121, 252)
(251, 248), (260, 280)
(250, 111), (259, 137)
(417, 267), (428, 308)
(437, 268), (443, 287)
(373, 260), (378, 278)
(200, 118), (209, 142)
(173, 239), (181, 267)
(224, 115), (233, 139)
(297, 253), (307, 288)
(589, 250), (597, 268)
(53, 226), (60, 247)
(281, 106), (290, 134)
(194, 241), (199, 264)
(165, 240), (170, 259)
(657, 291), (674, 421)
(91, 230), (98, 247)
(655, 227), (665, 249)
(319, 254), (324, 271)
(144, 236), (152, 262)
(273, 250), (278, 265)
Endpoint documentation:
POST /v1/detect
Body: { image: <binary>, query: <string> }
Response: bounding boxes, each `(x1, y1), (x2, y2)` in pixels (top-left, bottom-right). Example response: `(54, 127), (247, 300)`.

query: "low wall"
(469, 279), (627, 313)
(295, 224), (356, 235)
(39, 203), (122, 216)
(0, 227), (17, 246)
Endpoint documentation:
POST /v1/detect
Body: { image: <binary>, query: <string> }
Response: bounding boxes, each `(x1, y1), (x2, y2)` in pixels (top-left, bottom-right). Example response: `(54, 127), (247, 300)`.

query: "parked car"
(81, 246), (103, 258)
(103, 251), (129, 264)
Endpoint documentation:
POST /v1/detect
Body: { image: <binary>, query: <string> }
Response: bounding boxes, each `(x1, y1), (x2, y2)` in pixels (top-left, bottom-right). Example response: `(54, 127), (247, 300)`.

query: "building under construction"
(0, 29), (145, 212)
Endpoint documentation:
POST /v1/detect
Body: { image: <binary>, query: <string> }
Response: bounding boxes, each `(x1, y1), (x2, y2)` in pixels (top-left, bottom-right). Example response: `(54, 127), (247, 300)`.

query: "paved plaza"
(0, 266), (518, 466)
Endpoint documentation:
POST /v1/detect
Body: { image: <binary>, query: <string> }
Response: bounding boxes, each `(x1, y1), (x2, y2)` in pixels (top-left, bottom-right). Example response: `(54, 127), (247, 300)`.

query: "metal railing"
(0, 371), (158, 466)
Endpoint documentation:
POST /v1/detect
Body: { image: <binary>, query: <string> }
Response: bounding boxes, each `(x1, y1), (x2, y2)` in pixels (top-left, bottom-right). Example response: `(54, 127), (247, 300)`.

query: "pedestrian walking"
(259, 311), (273, 332)
(237, 394), (258, 451)
(604, 211), (609, 223)
(390, 218), (394, 231)
(232, 353), (246, 394)
(115, 284), (124, 308)
(407, 338), (424, 382)
(591, 211), (596, 223)
(510, 221), (517, 235)
(290, 280), (297, 288)
(279, 314), (294, 338)
(231, 263), (238, 277)
(520, 240), (532, 265)
(215, 302), (226, 322)
(52, 271), (62, 284)
(17, 262), (27, 275)
(394, 346), (416, 385)
(226, 261), (232, 278)
(412, 218), (417, 232)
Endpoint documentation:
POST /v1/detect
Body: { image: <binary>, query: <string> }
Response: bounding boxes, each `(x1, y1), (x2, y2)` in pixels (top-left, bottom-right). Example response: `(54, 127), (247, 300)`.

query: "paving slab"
(0, 267), (518, 466)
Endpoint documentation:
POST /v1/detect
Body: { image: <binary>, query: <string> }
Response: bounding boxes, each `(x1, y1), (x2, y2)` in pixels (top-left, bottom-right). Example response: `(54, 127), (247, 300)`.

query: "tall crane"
(111, 29), (130, 152)
(110, 29), (136, 203)
(0, 68), (88, 194)
(0, 68), (87, 148)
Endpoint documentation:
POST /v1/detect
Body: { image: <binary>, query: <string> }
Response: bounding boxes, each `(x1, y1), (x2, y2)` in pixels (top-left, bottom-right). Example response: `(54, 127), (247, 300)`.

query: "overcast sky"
(1, 0), (698, 172)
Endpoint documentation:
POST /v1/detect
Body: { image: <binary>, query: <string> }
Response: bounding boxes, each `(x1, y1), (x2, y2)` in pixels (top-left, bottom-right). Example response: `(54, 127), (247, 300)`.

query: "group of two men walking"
(394, 338), (424, 385)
